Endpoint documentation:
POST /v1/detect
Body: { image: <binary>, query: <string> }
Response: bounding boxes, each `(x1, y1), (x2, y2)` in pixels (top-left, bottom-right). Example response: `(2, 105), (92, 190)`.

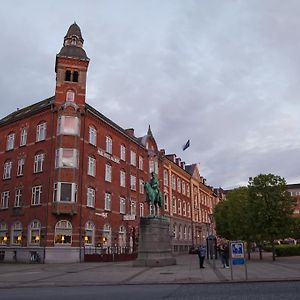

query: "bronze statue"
(144, 172), (163, 215)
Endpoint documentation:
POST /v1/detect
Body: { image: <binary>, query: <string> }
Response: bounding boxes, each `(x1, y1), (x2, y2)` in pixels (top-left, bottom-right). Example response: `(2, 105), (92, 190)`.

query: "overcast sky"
(1, 0), (300, 189)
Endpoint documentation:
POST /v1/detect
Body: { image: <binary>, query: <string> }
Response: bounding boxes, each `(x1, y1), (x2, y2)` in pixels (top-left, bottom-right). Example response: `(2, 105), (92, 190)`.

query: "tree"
(248, 174), (296, 261)
(214, 187), (256, 258)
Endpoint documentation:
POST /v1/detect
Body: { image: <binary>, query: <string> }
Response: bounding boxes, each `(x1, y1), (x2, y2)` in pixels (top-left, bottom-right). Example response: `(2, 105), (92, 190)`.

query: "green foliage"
(290, 218), (300, 240)
(275, 244), (300, 256)
(214, 173), (297, 259)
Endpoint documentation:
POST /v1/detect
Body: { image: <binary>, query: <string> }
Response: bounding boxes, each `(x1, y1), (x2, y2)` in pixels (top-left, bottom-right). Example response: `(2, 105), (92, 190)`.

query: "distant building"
(286, 184), (300, 216)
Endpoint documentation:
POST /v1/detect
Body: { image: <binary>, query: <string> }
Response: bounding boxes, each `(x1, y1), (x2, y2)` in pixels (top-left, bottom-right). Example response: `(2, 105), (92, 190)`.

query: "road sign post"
(230, 241), (248, 281)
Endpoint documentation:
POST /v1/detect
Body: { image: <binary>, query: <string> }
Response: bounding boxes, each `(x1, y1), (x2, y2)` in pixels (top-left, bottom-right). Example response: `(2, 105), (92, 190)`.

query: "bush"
(275, 244), (300, 257)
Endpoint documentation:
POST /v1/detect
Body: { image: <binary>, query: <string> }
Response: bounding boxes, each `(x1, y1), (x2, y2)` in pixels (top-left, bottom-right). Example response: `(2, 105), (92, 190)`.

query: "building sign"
(230, 241), (245, 265)
(95, 212), (108, 218)
(123, 215), (136, 221)
(97, 148), (120, 164)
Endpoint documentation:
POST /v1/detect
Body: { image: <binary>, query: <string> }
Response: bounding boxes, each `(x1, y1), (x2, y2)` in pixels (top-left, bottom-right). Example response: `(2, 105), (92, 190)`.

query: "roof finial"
(147, 124), (153, 136)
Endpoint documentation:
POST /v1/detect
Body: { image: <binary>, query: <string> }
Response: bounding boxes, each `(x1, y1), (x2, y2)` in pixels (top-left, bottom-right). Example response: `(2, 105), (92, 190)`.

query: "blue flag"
(182, 139), (190, 151)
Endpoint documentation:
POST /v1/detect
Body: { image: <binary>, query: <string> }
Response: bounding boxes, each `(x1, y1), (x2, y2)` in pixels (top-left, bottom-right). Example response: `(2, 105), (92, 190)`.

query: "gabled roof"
(0, 96), (54, 126)
(185, 163), (201, 181)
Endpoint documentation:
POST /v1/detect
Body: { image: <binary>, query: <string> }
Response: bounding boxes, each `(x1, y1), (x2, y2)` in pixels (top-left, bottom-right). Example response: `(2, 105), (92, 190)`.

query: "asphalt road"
(1, 281), (300, 300)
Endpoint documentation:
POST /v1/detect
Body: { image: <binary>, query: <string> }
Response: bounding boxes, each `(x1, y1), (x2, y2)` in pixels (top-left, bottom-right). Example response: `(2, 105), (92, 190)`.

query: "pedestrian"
(197, 245), (206, 269)
(223, 243), (230, 268)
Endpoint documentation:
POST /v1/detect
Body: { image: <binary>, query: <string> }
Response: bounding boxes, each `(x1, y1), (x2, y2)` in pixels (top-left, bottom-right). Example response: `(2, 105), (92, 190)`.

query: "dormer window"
(66, 90), (75, 102)
(65, 70), (71, 81)
(71, 37), (77, 46)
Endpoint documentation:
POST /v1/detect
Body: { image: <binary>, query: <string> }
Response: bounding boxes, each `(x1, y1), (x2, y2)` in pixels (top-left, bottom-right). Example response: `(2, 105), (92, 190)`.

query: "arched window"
(65, 70), (71, 81)
(164, 193), (169, 211)
(0, 223), (8, 245)
(118, 225), (126, 249)
(66, 90), (75, 102)
(178, 199), (182, 215)
(29, 220), (41, 245)
(11, 221), (22, 245)
(173, 224), (177, 240)
(172, 196), (177, 214)
(72, 71), (79, 82)
(84, 221), (95, 245)
(103, 224), (111, 247)
(120, 144), (126, 161)
(188, 226), (192, 240)
(183, 225), (187, 240)
(55, 220), (72, 245)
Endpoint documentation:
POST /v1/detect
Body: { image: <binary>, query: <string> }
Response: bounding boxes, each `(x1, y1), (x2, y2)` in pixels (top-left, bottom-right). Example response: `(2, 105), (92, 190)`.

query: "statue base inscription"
(133, 216), (176, 267)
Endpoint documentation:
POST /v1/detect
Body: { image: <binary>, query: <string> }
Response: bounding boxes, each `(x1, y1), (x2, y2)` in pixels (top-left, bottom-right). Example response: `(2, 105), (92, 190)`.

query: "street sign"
(230, 242), (245, 265)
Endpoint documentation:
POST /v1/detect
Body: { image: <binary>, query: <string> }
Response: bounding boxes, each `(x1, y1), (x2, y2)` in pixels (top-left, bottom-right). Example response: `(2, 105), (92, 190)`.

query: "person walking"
(198, 245), (206, 269)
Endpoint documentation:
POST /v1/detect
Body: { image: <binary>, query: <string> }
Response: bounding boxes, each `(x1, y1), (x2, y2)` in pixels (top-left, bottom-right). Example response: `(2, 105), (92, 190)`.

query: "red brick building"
(0, 23), (221, 263)
(0, 23), (161, 263)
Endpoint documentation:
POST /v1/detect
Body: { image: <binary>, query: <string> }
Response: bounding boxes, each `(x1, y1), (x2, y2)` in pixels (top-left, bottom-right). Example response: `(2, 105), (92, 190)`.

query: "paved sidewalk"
(0, 252), (300, 288)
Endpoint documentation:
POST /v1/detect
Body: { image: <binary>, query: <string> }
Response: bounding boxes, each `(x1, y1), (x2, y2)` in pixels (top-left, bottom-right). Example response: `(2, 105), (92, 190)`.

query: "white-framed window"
(14, 188), (22, 207)
(149, 160), (154, 174)
(0, 223), (8, 245)
(130, 175), (136, 191)
(187, 203), (191, 218)
(32, 185), (42, 205)
(138, 156), (143, 170)
(177, 178), (181, 193)
(20, 128), (27, 146)
(88, 156), (96, 176)
(183, 201), (187, 216)
(105, 164), (112, 182)
(29, 220), (41, 245)
(84, 221), (95, 245)
(120, 144), (126, 161)
(106, 136), (112, 154)
(130, 200), (136, 216)
(171, 175), (176, 190)
(183, 225), (187, 240)
(34, 153), (45, 173)
(87, 187), (95, 208)
(182, 182), (186, 195)
(139, 179), (144, 194)
(88, 126), (97, 146)
(55, 220), (72, 245)
(178, 225), (182, 240)
(172, 196), (177, 214)
(1, 191), (9, 209)
(178, 199), (182, 215)
(163, 170), (168, 186)
(139, 203), (144, 217)
(130, 151), (136, 166)
(103, 224), (112, 247)
(104, 192), (111, 211)
(66, 90), (75, 102)
(55, 148), (78, 168)
(53, 182), (77, 202)
(6, 132), (15, 151)
(3, 160), (12, 179)
(173, 224), (177, 240)
(164, 193), (169, 211)
(120, 170), (126, 187)
(36, 122), (47, 142)
(187, 185), (190, 197)
(118, 225), (126, 248)
(11, 221), (22, 245)
(57, 116), (80, 136)
(120, 197), (126, 214)
(154, 161), (158, 174)
(17, 158), (25, 176)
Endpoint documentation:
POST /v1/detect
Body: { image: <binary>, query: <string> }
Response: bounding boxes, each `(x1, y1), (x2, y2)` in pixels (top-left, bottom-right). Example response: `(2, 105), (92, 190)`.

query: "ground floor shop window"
(0, 223), (8, 245)
(29, 220), (41, 245)
(103, 224), (111, 247)
(84, 221), (95, 245)
(55, 220), (72, 245)
(11, 221), (22, 245)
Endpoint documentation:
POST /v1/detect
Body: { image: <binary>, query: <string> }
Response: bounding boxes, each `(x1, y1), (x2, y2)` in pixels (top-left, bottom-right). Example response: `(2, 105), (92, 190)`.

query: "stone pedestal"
(133, 216), (176, 267)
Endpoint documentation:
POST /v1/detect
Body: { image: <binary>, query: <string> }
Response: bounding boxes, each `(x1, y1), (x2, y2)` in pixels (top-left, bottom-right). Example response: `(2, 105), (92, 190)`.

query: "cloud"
(0, 0), (299, 189)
